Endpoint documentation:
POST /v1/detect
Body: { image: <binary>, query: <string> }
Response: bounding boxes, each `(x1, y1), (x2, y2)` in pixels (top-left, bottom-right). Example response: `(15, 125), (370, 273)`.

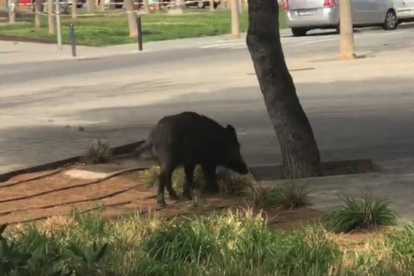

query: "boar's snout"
(225, 155), (249, 175)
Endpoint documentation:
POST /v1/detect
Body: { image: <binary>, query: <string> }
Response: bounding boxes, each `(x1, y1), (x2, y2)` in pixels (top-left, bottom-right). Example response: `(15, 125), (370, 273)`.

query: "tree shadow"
(1, 77), (414, 174)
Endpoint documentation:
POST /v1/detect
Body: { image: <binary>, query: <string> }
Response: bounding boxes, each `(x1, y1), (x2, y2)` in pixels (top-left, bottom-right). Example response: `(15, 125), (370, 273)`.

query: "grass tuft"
(254, 183), (313, 210)
(140, 166), (160, 187)
(326, 192), (398, 233)
(83, 139), (112, 164)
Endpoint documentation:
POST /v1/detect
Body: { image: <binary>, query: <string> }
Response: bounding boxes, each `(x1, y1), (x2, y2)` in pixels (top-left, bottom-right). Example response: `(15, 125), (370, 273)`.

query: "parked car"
(394, 0), (414, 23)
(185, 0), (220, 9)
(284, 0), (411, 36)
(60, 0), (87, 9)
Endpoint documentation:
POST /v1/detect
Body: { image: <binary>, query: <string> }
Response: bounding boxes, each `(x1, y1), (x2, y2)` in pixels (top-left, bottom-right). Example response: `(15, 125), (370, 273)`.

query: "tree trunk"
(8, 0), (16, 23)
(143, 0), (148, 11)
(87, 0), (95, 11)
(246, 0), (322, 178)
(124, 0), (138, 37)
(100, 0), (105, 11)
(47, 0), (56, 34)
(35, 0), (43, 28)
(231, 0), (240, 38)
(72, 0), (77, 18)
(339, 0), (356, 60)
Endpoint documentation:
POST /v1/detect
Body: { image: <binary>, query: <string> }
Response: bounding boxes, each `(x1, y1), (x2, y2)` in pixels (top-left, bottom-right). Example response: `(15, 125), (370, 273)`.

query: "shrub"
(326, 193), (398, 233)
(83, 139), (112, 164)
(254, 183), (313, 209)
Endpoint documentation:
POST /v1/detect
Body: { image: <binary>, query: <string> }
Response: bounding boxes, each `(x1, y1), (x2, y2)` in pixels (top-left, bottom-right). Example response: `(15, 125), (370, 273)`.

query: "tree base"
(339, 52), (357, 60)
(231, 33), (241, 39)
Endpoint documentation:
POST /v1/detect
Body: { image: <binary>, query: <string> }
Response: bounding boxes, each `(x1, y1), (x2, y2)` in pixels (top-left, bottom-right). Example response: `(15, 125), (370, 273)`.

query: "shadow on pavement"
(1, 77), (414, 173)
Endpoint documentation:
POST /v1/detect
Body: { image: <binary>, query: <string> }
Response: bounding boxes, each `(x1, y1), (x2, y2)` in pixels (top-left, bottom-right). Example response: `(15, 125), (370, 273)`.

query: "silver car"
(394, 0), (414, 23)
(285, 0), (401, 36)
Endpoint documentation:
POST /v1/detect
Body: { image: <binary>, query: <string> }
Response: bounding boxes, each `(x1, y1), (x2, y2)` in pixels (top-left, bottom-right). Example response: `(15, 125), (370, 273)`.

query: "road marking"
(199, 30), (410, 50)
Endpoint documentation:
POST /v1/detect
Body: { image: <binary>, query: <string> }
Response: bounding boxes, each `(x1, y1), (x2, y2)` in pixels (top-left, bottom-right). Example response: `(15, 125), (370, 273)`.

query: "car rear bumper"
(287, 7), (339, 28)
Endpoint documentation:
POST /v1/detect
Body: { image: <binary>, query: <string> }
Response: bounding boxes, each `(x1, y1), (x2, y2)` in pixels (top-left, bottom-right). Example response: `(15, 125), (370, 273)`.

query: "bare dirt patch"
(0, 163), (327, 231)
(0, 155), (384, 248)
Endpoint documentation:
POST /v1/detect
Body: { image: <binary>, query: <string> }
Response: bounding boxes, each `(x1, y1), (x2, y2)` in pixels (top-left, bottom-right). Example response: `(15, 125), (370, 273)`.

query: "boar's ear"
(226, 124), (236, 134)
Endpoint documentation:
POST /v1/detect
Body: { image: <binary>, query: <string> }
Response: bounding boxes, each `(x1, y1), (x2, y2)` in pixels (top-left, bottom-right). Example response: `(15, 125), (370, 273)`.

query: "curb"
(0, 140), (145, 183)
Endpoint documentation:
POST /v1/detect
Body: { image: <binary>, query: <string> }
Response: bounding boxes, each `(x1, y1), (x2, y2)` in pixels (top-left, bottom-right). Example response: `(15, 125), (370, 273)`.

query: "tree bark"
(339, 0), (356, 60)
(72, 0), (77, 18)
(143, 0), (149, 11)
(246, 0), (322, 178)
(87, 0), (95, 11)
(124, 0), (138, 37)
(209, 0), (214, 11)
(47, 0), (56, 34)
(231, 0), (240, 38)
(35, 0), (43, 28)
(8, 0), (17, 23)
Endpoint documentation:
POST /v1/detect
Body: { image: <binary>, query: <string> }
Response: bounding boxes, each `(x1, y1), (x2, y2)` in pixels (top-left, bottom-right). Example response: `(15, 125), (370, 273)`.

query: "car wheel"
(382, 10), (397, 30)
(291, 27), (307, 37)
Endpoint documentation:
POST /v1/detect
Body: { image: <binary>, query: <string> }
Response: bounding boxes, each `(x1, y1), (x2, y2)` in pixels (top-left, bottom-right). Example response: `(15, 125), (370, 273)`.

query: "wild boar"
(134, 111), (249, 206)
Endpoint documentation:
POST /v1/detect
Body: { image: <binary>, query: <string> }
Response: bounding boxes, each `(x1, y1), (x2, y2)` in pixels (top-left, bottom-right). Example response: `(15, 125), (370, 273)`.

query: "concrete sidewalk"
(0, 41), (144, 64)
(0, 29), (294, 65)
(0, 34), (252, 65)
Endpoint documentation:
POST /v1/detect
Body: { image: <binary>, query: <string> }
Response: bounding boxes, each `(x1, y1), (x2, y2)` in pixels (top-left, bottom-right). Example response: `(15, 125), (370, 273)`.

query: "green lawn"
(0, 11), (288, 46)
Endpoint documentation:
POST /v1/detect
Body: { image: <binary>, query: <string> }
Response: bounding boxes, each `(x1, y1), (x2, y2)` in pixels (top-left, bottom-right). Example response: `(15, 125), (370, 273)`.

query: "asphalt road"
(1, 26), (414, 173)
(2, 24), (414, 84)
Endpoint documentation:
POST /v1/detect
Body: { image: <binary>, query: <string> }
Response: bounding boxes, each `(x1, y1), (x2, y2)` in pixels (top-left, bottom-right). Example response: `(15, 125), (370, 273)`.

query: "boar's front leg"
(182, 164), (196, 200)
(202, 164), (220, 194)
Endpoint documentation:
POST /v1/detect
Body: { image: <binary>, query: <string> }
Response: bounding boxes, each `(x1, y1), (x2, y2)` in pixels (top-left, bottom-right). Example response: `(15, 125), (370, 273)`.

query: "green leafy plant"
(326, 193), (398, 233)
(254, 183), (312, 209)
(83, 139), (112, 164)
(68, 242), (111, 276)
(0, 223), (69, 276)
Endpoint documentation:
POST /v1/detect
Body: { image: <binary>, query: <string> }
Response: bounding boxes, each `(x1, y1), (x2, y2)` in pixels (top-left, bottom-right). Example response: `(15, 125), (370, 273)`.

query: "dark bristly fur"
(134, 111), (249, 206)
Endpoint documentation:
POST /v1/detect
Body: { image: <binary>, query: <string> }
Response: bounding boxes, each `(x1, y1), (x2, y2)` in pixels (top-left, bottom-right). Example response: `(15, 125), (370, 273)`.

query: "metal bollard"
(136, 16), (143, 52)
(69, 24), (77, 57)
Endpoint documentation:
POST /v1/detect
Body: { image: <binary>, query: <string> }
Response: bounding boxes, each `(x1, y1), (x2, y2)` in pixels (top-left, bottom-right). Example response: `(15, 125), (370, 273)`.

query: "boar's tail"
(133, 140), (152, 158)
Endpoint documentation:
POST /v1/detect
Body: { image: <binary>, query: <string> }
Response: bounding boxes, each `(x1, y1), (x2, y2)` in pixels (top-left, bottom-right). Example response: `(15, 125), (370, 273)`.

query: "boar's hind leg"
(182, 164), (196, 200)
(202, 164), (220, 194)
(157, 166), (179, 206)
